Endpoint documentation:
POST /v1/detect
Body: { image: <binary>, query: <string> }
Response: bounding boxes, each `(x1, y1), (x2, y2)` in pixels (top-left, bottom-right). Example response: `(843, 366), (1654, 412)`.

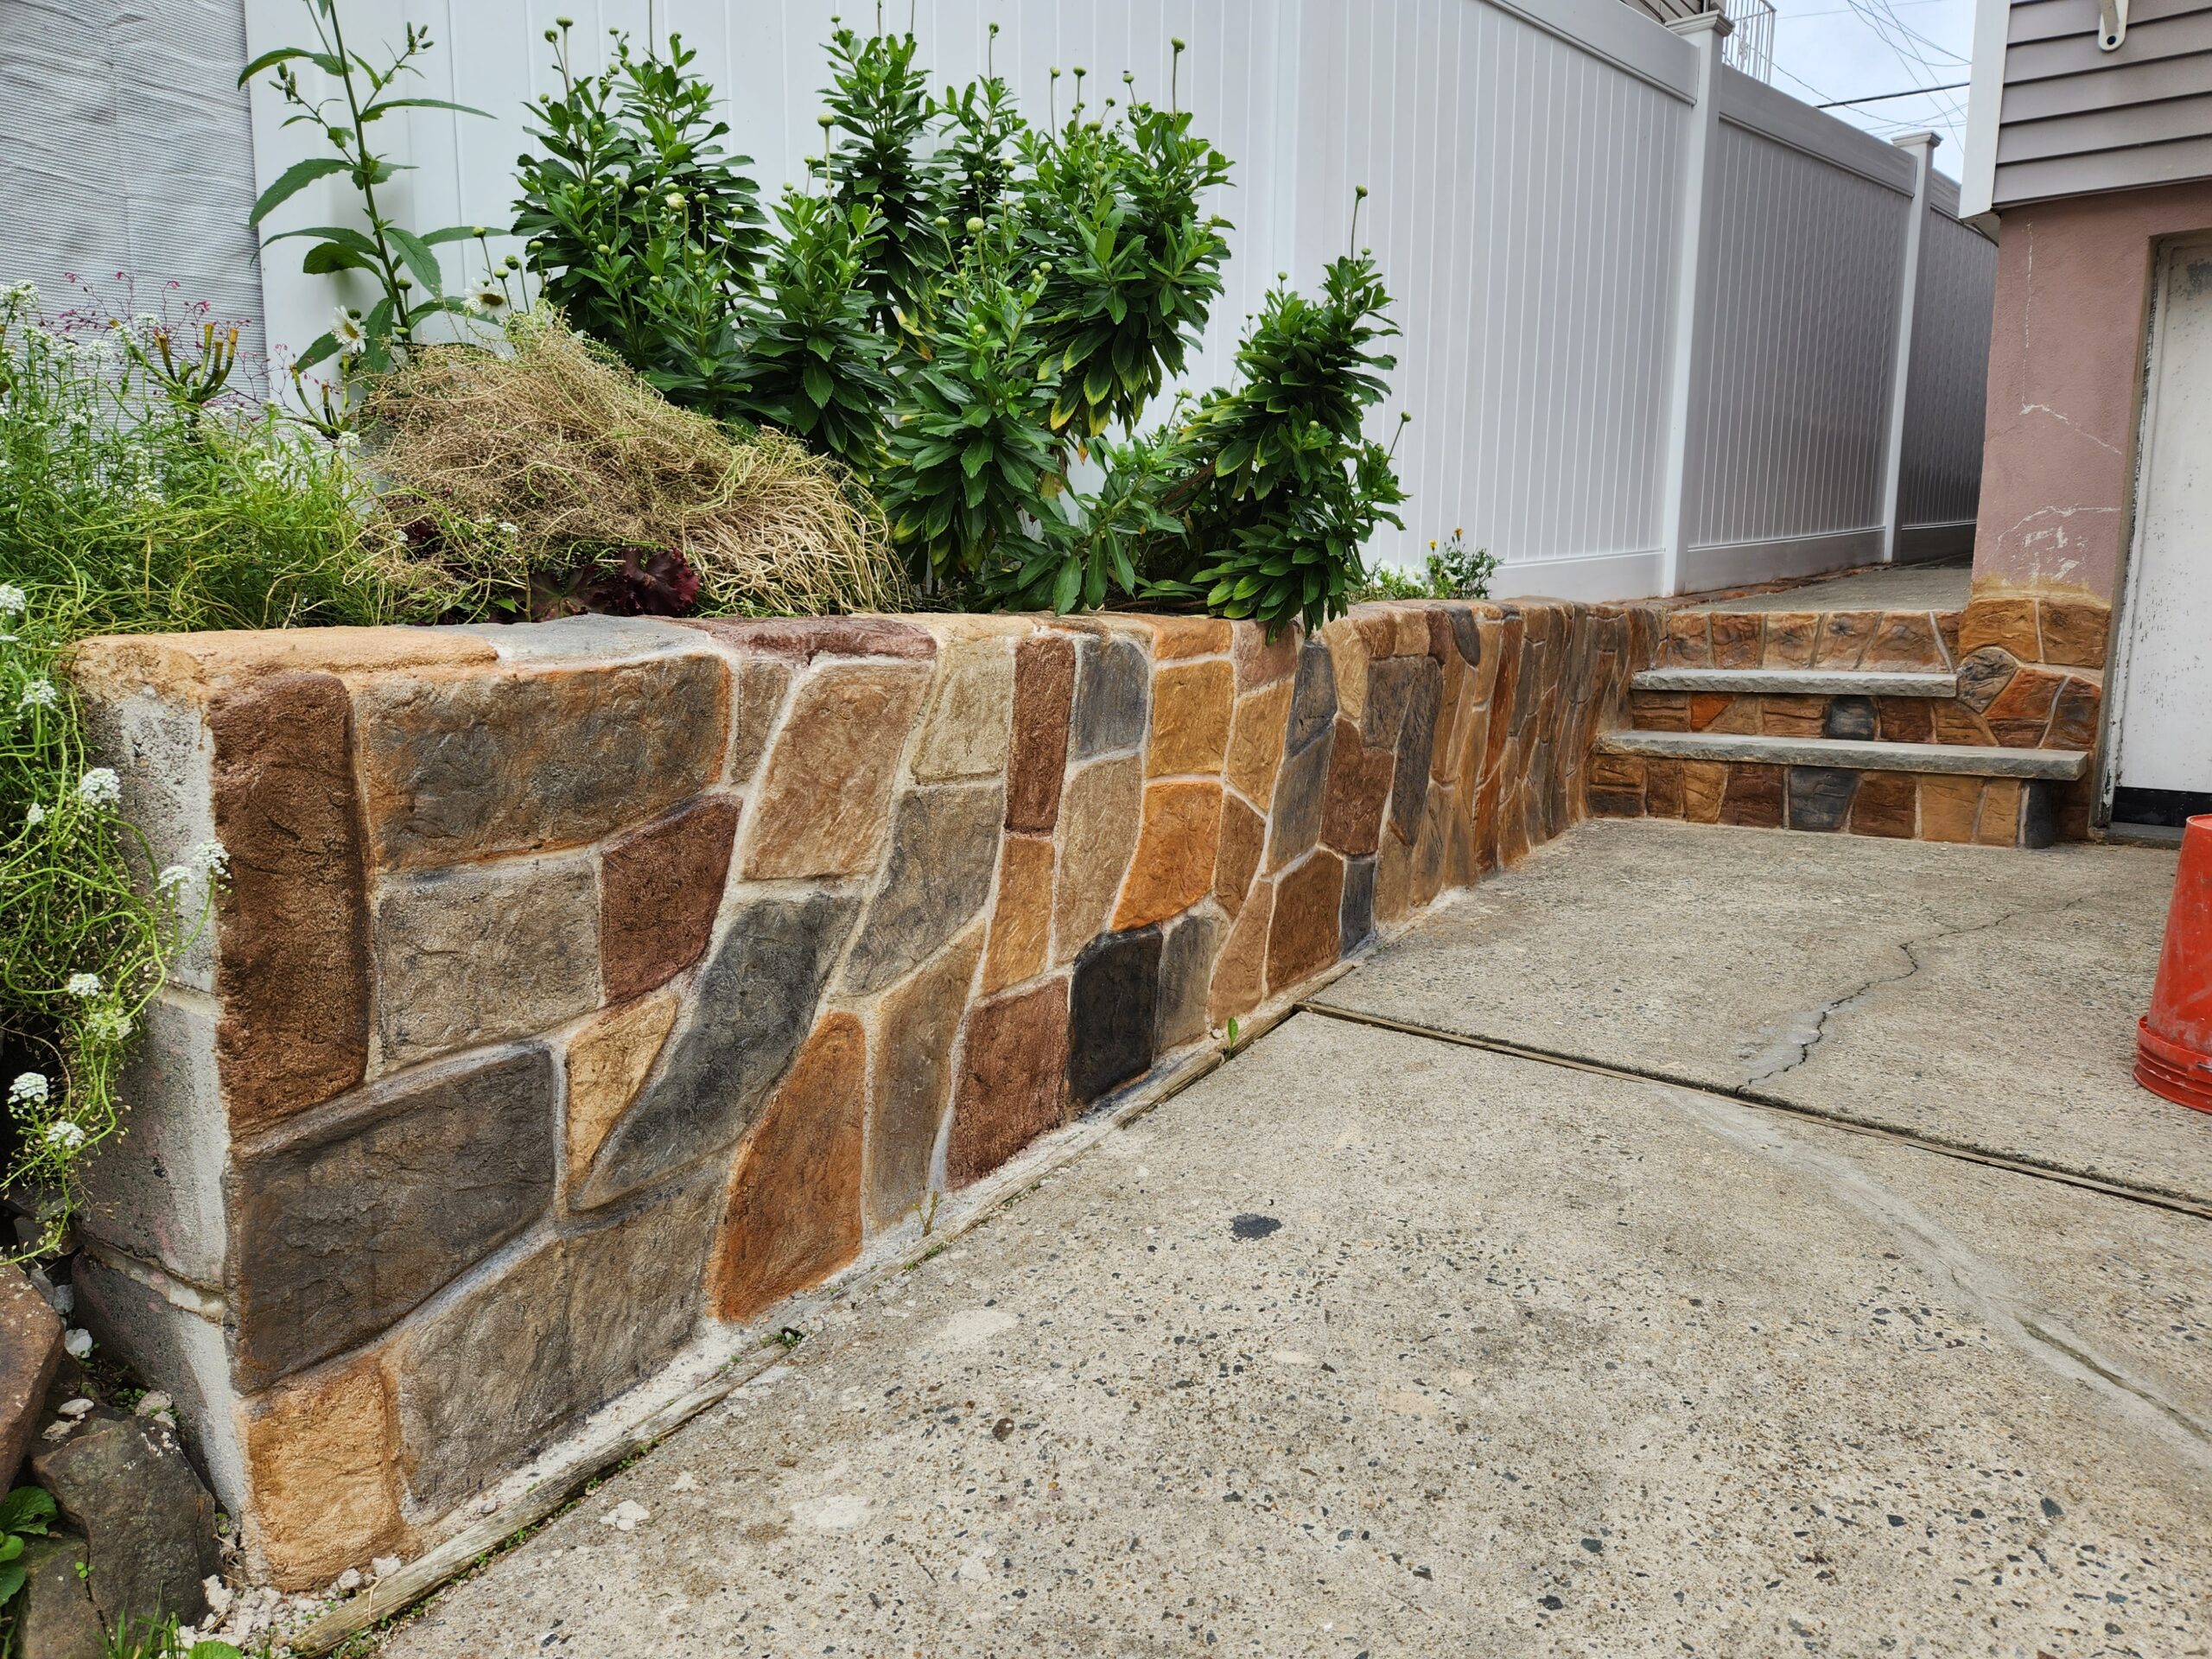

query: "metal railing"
(1719, 0), (1778, 82)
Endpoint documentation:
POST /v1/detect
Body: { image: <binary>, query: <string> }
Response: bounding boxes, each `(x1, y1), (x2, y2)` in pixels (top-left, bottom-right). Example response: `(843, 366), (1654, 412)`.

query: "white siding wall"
(1899, 211), (1998, 531)
(8, 0), (1995, 599)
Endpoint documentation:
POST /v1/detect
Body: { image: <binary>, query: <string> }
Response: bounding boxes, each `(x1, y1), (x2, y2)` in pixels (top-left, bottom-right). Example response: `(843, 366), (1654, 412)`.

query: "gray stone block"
(1268, 721), (1337, 874)
(1286, 639), (1338, 754)
(1155, 909), (1224, 1054)
(232, 1045), (556, 1388)
(1068, 634), (1150, 760)
(1822, 696), (1878, 741)
(1339, 855), (1377, 950)
(840, 782), (1002, 996)
(77, 993), (228, 1287)
(374, 855), (600, 1066)
(1388, 658), (1443, 843)
(30, 1414), (220, 1634)
(576, 891), (861, 1208)
(1787, 766), (1859, 832)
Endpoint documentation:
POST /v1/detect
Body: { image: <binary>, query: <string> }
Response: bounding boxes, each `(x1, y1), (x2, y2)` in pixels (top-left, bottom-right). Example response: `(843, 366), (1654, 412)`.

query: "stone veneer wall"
(65, 597), (1647, 1587)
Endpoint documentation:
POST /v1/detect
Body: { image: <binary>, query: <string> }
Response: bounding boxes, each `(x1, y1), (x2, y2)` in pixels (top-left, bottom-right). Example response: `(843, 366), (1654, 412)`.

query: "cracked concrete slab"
(1313, 819), (2212, 1205)
(381, 1016), (2210, 1658)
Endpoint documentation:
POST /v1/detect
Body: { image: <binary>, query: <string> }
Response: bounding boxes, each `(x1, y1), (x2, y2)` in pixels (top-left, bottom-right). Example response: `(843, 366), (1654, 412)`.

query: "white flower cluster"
(156, 837), (231, 895)
(0, 583), (25, 616)
(16, 678), (58, 713)
(83, 1009), (133, 1045)
(65, 972), (102, 998)
(76, 767), (120, 808)
(22, 802), (46, 829)
(43, 1121), (86, 1153)
(7, 1071), (48, 1106)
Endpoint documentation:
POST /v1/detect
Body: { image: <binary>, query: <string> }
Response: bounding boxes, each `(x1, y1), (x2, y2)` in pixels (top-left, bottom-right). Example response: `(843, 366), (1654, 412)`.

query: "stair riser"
(1590, 752), (2079, 849)
(1628, 688), (2098, 752)
(1658, 607), (1959, 674)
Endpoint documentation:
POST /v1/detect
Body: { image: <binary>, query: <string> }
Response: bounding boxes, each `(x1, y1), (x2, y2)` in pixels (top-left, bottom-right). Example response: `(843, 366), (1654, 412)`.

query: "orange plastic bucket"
(2137, 814), (2212, 1114)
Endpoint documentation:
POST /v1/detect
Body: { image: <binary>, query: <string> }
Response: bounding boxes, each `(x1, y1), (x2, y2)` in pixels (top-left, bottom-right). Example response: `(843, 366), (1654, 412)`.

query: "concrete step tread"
(1631, 667), (1957, 696)
(1595, 728), (2088, 781)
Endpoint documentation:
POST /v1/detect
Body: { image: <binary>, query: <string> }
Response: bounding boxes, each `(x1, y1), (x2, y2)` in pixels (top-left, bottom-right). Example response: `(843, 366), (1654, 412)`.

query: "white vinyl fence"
(2, 0), (1995, 599)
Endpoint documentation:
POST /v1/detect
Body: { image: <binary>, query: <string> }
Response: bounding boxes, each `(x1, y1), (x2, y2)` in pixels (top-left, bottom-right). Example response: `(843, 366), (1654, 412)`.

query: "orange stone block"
(2037, 599), (2111, 669)
(1958, 598), (2040, 660)
(1208, 877), (1274, 1025)
(709, 1013), (866, 1322)
(1762, 613), (1819, 669)
(1984, 667), (2063, 747)
(1875, 697), (1934, 743)
(1213, 794), (1266, 919)
(243, 1356), (409, 1588)
(1759, 696), (1826, 738)
(1930, 701), (1995, 745)
(982, 833), (1056, 995)
(1864, 613), (1946, 671)
(1147, 659), (1235, 778)
(1811, 613), (1878, 669)
(1114, 780), (1225, 930)
(1224, 680), (1294, 807)
(1919, 776), (1981, 844)
(1709, 612), (1763, 669)
(1681, 761), (1727, 823)
(1144, 615), (1234, 661)
(1659, 611), (1710, 668)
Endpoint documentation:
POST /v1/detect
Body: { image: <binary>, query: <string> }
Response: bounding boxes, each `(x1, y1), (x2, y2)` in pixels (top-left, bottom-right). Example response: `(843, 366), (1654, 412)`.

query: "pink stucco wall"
(1972, 180), (2212, 604)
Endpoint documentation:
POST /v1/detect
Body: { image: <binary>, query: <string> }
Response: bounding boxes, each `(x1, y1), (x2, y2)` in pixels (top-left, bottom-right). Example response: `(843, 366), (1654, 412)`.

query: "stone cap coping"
(69, 626), (500, 706)
(1631, 668), (1959, 697)
(1594, 728), (2088, 781)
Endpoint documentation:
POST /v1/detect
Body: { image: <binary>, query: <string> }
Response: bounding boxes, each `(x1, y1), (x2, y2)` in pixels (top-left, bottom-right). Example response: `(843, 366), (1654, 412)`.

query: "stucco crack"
(2017, 402), (2123, 456)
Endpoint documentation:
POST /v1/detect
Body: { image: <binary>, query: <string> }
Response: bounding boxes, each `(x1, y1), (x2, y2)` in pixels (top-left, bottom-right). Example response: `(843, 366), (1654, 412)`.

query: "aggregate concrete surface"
(1314, 819), (2209, 1207)
(386, 1009), (2211, 1656)
(1684, 561), (1971, 613)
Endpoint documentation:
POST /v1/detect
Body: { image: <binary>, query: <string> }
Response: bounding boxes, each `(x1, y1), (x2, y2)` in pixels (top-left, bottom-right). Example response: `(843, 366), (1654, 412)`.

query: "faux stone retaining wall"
(67, 598), (1645, 1587)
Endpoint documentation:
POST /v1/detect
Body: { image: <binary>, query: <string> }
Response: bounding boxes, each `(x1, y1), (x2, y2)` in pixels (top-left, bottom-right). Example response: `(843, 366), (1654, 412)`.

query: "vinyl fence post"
(1878, 132), (1938, 564)
(1656, 14), (1729, 599)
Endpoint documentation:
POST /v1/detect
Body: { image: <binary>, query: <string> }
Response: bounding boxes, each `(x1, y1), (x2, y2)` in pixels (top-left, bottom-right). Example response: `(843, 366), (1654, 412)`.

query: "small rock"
(371, 1554), (402, 1581)
(601, 1500), (650, 1533)
(957, 1548), (994, 1585)
(333, 1567), (360, 1594)
(39, 1420), (74, 1441)
(56, 1398), (92, 1420)
(60, 1328), (89, 1361)
(670, 1471), (700, 1493)
(204, 1575), (235, 1616)
(476, 1492), (500, 1516)
(133, 1391), (173, 1419)
(0, 1264), (62, 1489)
(31, 1414), (220, 1633)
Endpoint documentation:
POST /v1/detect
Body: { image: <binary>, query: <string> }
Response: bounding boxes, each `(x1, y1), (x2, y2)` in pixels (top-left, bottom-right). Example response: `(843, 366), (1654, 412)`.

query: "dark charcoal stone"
(1953, 646), (2018, 715)
(1362, 656), (1426, 748)
(841, 782), (1003, 995)
(30, 1414), (219, 1633)
(393, 1174), (720, 1511)
(1822, 696), (1878, 741)
(1069, 634), (1150, 760)
(1388, 659), (1443, 843)
(1786, 766), (1859, 832)
(579, 890), (861, 1208)
(1268, 720), (1338, 873)
(15, 1530), (102, 1659)
(1286, 639), (1338, 754)
(2020, 780), (2058, 849)
(1340, 855), (1377, 950)
(1154, 909), (1224, 1054)
(1230, 1213), (1282, 1241)
(1446, 605), (1482, 667)
(232, 1045), (556, 1388)
(1069, 927), (1162, 1105)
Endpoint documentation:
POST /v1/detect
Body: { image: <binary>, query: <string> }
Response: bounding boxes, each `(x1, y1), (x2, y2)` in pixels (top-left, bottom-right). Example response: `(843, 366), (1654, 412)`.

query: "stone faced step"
(1625, 685), (2095, 752)
(1594, 728), (2088, 781)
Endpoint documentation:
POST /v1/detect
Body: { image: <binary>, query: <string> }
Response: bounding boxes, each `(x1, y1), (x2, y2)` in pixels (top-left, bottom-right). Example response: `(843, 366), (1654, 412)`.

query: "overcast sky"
(1762, 0), (1975, 175)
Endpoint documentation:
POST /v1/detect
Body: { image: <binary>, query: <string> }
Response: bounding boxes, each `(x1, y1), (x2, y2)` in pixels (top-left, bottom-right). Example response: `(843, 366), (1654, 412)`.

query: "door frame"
(2101, 230), (2212, 826)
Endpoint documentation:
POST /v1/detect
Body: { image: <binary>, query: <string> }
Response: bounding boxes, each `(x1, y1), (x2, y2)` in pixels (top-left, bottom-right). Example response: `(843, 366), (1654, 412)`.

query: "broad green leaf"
(384, 226), (447, 295)
(246, 157), (348, 227)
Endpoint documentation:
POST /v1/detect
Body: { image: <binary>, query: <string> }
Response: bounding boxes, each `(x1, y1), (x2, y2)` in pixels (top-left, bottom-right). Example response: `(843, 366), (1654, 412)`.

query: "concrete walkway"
(385, 824), (2212, 1659)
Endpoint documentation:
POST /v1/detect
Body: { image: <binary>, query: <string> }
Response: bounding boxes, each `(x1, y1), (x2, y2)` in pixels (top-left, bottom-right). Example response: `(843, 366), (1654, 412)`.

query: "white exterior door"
(2110, 236), (2212, 827)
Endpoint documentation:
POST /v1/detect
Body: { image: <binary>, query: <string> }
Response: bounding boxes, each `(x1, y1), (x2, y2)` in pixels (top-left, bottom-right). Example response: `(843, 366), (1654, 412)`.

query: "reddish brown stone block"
(1864, 613), (1945, 671)
(1230, 620), (1300, 690)
(1688, 694), (1732, 731)
(1213, 794), (1266, 919)
(743, 662), (930, 878)
(1849, 772), (1916, 838)
(1763, 613), (1819, 669)
(1633, 692), (1692, 733)
(982, 833), (1055, 995)
(1006, 632), (1077, 833)
(1681, 761), (1727, 823)
(1224, 681), (1294, 807)
(1659, 611), (1710, 668)
(243, 1356), (409, 1588)
(1935, 611), (1963, 667)
(1958, 598), (2039, 660)
(1716, 763), (1784, 829)
(1760, 696), (1827, 738)
(1144, 616), (1233, 661)
(1266, 851), (1346, 991)
(1587, 788), (1645, 818)
(1588, 749), (1645, 791)
(210, 671), (369, 1133)
(1875, 697), (1935, 743)
(1147, 659), (1235, 778)
(709, 1012), (866, 1322)
(1984, 667), (2063, 747)
(2044, 677), (2101, 750)
(1919, 776), (1981, 844)
(947, 980), (1071, 1185)
(1645, 758), (1685, 819)
(1319, 718), (1396, 856)
(1710, 612), (1763, 669)
(1209, 879), (1274, 1024)
(1975, 779), (2023, 845)
(2037, 599), (2111, 669)
(601, 794), (738, 1001)
(1115, 780), (1224, 930)
(1811, 613), (1878, 669)
(687, 615), (936, 662)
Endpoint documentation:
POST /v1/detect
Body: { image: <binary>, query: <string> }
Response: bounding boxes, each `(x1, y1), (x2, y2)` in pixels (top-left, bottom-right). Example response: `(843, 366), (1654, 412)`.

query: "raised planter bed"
(66, 597), (1652, 1587)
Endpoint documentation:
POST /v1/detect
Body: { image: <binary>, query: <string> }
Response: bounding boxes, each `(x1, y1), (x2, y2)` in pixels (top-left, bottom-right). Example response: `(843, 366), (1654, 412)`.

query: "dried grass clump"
(359, 308), (910, 616)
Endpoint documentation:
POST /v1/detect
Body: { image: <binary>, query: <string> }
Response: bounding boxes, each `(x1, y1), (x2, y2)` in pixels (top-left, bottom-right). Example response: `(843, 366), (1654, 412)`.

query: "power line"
(1816, 79), (1967, 107)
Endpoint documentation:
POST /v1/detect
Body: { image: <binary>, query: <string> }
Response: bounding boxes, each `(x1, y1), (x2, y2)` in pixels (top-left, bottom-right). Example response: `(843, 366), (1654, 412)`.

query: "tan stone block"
(1115, 780), (1224, 930)
(1936, 610), (1963, 667)
(1919, 776), (1981, 844)
(1759, 696), (1826, 738)
(1007, 633), (1077, 834)
(1052, 754), (1144, 963)
(1975, 779), (2023, 845)
(1864, 613), (1946, 671)
(243, 1356), (407, 1588)
(742, 661), (931, 879)
(1959, 598), (2040, 660)
(947, 979), (1071, 1185)
(1762, 613), (1819, 669)
(1322, 618), (1372, 726)
(565, 991), (679, 1183)
(1930, 701), (1996, 745)
(2037, 598), (2111, 669)
(1147, 660), (1235, 778)
(1224, 680), (1294, 807)
(869, 925), (984, 1228)
(1213, 794), (1267, 919)
(1142, 615), (1233, 661)
(71, 627), (497, 709)
(728, 658), (791, 785)
(1682, 761), (1727, 823)
(1811, 613), (1878, 669)
(912, 641), (1014, 781)
(1588, 749), (1645, 791)
(1374, 824), (1414, 922)
(1230, 620), (1300, 690)
(1659, 611), (1710, 668)
(982, 834), (1055, 995)
(1208, 879), (1274, 1026)
(1710, 612), (1762, 669)
(709, 1012), (866, 1322)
